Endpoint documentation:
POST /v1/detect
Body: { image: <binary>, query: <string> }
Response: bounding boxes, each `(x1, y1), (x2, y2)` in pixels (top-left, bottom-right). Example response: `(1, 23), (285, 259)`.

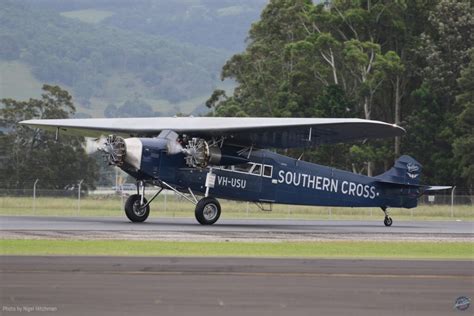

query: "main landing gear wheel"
(195, 197), (221, 225)
(125, 194), (150, 223)
(384, 216), (393, 227)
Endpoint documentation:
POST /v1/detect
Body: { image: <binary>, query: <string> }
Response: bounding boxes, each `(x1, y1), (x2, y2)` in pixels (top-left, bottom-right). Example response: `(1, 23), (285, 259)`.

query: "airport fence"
(0, 182), (472, 220)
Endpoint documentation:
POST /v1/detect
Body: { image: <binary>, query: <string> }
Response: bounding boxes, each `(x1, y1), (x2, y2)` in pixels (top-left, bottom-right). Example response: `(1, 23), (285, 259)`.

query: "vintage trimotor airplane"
(20, 117), (450, 226)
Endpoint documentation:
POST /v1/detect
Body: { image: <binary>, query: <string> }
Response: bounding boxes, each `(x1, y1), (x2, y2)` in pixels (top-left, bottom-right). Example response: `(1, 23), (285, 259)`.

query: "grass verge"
(1, 240), (472, 259)
(1, 196), (473, 221)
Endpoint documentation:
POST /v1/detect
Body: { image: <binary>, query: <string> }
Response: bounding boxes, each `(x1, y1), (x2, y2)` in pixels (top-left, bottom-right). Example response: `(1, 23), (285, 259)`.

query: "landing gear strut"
(381, 207), (393, 227)
(194, 168), (221, 225)
(129, 176), (222, 225)
(159, 180), (221, 225)
(124, 181), (163, 223)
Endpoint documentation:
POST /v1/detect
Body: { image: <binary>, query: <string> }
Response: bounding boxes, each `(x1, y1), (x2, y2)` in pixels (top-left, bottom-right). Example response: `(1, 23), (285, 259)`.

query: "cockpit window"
(234, 163), (253, 173)
(218, 162), (273, 178)
(250, 164), (262, 176)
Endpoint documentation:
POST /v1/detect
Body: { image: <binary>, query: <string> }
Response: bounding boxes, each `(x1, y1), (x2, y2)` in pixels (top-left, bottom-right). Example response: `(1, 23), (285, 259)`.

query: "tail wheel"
(125, 194), (150, 223)
(195, 197), (221, 225)
(384, 216), (393, 227)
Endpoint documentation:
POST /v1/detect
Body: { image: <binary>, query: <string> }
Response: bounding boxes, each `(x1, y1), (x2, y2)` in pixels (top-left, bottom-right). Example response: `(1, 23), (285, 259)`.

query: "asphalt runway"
(1, 216), (472, 241)
(1, 256), (473, 316)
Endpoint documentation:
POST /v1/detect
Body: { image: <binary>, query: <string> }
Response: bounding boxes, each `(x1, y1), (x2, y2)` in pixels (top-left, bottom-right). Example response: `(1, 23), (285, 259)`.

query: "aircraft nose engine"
(99, 135), (142, 170)
(100, 135), (126, 166)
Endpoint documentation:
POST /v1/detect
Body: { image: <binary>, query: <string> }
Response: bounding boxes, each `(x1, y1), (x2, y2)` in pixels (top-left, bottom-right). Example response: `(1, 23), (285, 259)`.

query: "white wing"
(20, 117), (405, 149)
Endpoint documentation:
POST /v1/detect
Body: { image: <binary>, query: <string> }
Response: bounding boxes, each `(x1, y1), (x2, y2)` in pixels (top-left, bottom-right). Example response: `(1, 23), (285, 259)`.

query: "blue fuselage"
(128, 140), (419, 209)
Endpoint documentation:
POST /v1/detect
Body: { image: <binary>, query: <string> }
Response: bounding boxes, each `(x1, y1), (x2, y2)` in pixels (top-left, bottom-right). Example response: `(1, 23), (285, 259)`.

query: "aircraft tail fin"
(375, 155), (422, 186)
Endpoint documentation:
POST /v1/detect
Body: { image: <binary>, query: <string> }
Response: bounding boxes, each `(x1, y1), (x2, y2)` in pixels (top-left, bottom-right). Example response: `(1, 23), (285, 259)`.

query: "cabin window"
(263, 165), (273, 178)
(234, 163), (253, 173)
(250, 164), (262, 176)
(220, 162), (272, 177)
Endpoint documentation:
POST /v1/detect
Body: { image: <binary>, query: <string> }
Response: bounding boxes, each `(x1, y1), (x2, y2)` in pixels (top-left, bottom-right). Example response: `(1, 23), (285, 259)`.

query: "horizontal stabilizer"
(424, 186), (453, 191)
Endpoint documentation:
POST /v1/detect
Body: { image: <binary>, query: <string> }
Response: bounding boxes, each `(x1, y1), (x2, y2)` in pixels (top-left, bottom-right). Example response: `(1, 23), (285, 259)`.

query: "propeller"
(183, 138), (210, 167)
(96, 135), (127, 166)
(85, 136), (107, 155)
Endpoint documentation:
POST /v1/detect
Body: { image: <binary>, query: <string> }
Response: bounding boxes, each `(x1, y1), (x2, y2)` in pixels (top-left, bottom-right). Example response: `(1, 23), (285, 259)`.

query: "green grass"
(0, 195), (472, 221)
(60, 9), (115, 24)
(1, 240), (472, 259)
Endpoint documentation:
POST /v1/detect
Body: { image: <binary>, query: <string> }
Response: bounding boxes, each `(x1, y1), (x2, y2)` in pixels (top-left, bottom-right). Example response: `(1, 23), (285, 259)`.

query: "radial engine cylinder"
(183, 138), (249, 168)
(183, 138), (221, 168)
(99, 135), (142, 170)
(101, 135), (127, 166)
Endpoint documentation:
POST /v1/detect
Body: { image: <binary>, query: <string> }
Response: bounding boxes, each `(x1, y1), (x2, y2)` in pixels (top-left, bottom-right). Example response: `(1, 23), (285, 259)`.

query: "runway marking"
(2, 270), (473, 280)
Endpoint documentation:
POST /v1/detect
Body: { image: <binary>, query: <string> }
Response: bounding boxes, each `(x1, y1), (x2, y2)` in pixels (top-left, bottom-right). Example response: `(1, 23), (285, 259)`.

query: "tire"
(125, 194), (150, 223)
(195, 197), (221, 225)
(384, 216), (393, 227)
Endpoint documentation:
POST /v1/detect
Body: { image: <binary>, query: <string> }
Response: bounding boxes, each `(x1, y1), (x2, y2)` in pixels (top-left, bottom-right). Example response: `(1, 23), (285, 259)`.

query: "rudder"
(375, 155), (422, 186)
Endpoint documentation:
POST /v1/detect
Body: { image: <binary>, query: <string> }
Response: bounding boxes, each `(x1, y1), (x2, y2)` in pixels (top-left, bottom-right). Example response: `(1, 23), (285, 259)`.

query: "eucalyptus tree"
(0, 85), (98, 190)
(453, 50), (474, 192)
(207, 0), (471, 183)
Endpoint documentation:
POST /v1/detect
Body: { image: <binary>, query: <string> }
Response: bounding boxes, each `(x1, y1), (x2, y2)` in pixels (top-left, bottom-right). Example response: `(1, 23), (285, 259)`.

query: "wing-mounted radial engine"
(182, 138), (222, 168)
(181, 137), (249, 168)
(157, 130), (249, 168)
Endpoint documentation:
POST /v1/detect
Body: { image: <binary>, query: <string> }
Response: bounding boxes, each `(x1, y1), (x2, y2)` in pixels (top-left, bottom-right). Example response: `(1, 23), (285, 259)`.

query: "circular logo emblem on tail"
(406, 163), (420, 179)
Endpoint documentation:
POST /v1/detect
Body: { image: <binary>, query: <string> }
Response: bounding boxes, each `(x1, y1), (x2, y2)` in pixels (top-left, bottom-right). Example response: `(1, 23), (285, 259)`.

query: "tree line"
(0, 85), (98, 190)
(206, 0), (473, 192)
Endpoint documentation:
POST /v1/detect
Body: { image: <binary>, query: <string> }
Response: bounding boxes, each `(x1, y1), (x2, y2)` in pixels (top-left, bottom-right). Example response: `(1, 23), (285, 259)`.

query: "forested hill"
(23, 0), (267, 53)
(0, 0), (266, 117)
